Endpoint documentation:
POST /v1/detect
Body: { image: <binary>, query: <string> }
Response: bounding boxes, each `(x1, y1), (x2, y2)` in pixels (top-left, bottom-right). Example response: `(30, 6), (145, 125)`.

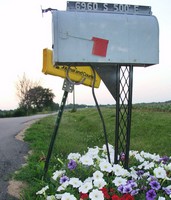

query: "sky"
(0, 0), (171, 110)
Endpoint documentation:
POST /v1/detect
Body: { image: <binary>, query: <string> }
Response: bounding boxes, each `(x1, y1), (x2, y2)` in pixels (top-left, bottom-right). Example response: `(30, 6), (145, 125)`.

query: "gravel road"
(0, 114), (53, 200)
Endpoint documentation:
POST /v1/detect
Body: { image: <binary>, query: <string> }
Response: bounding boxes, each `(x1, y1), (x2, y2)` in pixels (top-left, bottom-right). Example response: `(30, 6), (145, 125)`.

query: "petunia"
(93, 178), (107, 189)
(52, 170), (65, 181)
(113, 177), (127, 187)
(100, 187), (110, 199)
(158, 197), (166, 200)
(57, 181), (69, 191)
(153, 167), (167, 179)
(79, 181), (93, 193)
(162, 186), (171, 195)
(61, 192), (76, 200)
(80, 192), (89, 199)
(89, 189), (104, 200)
(46, 195), (56, 200)
(67, 152), (81, 161)
(68, 159), (77, 170)
(146, 189), (157, 200)
(87, 146), (99, 158)
(111, 194), (120, 200)
(60, 175), (69, 184)
(149, 180), (161, 191)
(113, 164), (129, 176)
(99, 161), (112, 173)
(93, 170), (104, 180)
(69, 177), (82, 188)
(120, 193), (134, 200)
(80, 155), (94, 166)
(122, 184), (132, 194)
(36, 185), (49, 195)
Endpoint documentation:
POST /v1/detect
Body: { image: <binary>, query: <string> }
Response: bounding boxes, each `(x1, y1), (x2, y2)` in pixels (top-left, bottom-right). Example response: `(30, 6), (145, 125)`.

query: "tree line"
(0, 74), (59, 117)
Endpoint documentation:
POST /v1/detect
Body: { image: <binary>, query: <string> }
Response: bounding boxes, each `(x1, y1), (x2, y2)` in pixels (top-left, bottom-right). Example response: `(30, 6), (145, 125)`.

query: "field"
(14, 105), (171, 199)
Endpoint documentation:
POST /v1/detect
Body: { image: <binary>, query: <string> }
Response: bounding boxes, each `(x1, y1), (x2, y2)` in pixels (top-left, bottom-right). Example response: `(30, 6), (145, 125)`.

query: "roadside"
(7, 121), (37, 199)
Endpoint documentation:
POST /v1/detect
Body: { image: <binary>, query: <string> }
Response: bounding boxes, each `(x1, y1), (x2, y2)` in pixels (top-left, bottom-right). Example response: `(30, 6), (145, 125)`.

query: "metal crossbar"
(114, 65), (133, 168)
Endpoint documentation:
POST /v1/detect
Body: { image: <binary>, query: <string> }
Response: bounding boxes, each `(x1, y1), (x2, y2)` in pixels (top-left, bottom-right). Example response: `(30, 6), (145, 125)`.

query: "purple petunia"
(146, 189), (157, 200)
(59, 175), (69, 184)
(127, 180), (138, 188)
(118, 185), (124, 193)
(123, 184), (132, 194)
(131, 189), (140, 196)
(159, 156), (170, 164)
(162, 187), (171, 195)
(137, 170), (144, 176)
(149, 180), (161, 191)
(68, 159), (77, 170)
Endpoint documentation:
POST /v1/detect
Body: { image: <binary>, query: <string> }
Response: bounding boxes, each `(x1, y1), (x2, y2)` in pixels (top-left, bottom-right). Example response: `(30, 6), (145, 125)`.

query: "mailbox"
(52, 9), (159, 66)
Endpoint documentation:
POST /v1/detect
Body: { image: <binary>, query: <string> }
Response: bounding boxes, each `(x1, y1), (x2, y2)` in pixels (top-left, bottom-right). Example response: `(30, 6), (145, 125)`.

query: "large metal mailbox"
(52, 10), (159, 66)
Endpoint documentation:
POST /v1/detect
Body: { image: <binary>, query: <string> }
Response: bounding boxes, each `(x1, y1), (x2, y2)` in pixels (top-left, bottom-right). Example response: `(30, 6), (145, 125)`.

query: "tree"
(16, 73), (39, 112)
(26, 86), (55, 112)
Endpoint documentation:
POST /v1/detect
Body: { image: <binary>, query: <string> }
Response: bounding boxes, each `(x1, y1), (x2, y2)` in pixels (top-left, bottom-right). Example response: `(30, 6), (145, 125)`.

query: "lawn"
(14, 106), (171, 199)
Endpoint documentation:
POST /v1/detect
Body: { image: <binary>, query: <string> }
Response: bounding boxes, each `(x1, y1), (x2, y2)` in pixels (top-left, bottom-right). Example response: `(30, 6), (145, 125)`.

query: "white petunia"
(165, 163), (171, 171)
(112, 176), (127, 187)
(89, 189), (104, 200)
(129, 168), (138, 179)
(55, 194), (63, 199)
(67, 153), (81, 161)
(158, 197), (166, 200)
(46, 195), (56, 200)
(61, 192), (76, 200)
(79, 181), (93, 193)
(52, 170), (65, 181)
(93, 178), (107, 189)
(93, 170), (104, 180)
(80, 155), (94, 166)
(140, 151), (160, 161)
(154, 167), (167, 179)
(102, 143), (114, 154)
(87, 146), (99, 158)
(135, 153), (145, 162)
(84, 177), (93, 183)
(144, 161), (155, 170)
(129, 150), (138, 157)
(99, 161), (112, 173)
(138, 161), (149, 169)
(36, 185), (49, 195)
(69, 178), (82, 188)
(113, 164), (129, 176)
(57, 181), (69, 191)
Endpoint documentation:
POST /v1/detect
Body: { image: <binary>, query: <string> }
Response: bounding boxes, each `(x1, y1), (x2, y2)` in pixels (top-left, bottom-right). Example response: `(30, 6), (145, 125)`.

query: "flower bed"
(36, 144), (171, 200)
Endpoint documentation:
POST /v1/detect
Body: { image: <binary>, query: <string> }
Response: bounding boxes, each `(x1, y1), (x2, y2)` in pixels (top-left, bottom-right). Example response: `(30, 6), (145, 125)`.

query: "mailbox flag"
(92, 37), (109, 57)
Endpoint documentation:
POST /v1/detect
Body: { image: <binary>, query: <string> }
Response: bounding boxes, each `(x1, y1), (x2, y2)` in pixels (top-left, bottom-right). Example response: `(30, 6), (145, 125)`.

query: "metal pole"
(73, 85), (76, 111)
(44, 90), (68, 176)
(114, 65), (120, 164)
(44, 79), (74, 177)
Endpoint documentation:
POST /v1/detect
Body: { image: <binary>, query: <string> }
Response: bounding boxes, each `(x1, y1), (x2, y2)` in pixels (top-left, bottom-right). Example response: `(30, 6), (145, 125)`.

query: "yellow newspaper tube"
(42, 48), (101, 88)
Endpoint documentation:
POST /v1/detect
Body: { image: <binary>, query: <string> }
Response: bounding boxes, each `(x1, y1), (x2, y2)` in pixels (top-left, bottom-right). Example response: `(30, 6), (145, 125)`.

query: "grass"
(14, 106), (171, 199)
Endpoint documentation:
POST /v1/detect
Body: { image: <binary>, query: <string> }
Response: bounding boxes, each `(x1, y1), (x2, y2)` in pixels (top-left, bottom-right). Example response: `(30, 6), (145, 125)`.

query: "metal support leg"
(114, 65), (133, 169)
(44, 79), (74, 176)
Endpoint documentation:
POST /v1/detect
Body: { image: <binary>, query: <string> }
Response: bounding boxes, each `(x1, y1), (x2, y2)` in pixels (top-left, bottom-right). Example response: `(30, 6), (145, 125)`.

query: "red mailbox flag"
(92, 37), (109, 57)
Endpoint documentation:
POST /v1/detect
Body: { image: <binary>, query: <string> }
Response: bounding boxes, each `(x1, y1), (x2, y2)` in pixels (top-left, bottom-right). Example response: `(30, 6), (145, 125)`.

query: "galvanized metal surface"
(52, 10), (159, 66)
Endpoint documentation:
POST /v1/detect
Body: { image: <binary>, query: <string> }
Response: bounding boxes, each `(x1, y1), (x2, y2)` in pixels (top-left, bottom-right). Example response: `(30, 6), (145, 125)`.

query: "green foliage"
(19, 86), (56, 114)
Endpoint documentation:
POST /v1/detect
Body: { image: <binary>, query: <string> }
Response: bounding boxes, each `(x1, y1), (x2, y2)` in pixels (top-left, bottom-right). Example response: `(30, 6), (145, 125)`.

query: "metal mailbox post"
(48, 1), (159, 168)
